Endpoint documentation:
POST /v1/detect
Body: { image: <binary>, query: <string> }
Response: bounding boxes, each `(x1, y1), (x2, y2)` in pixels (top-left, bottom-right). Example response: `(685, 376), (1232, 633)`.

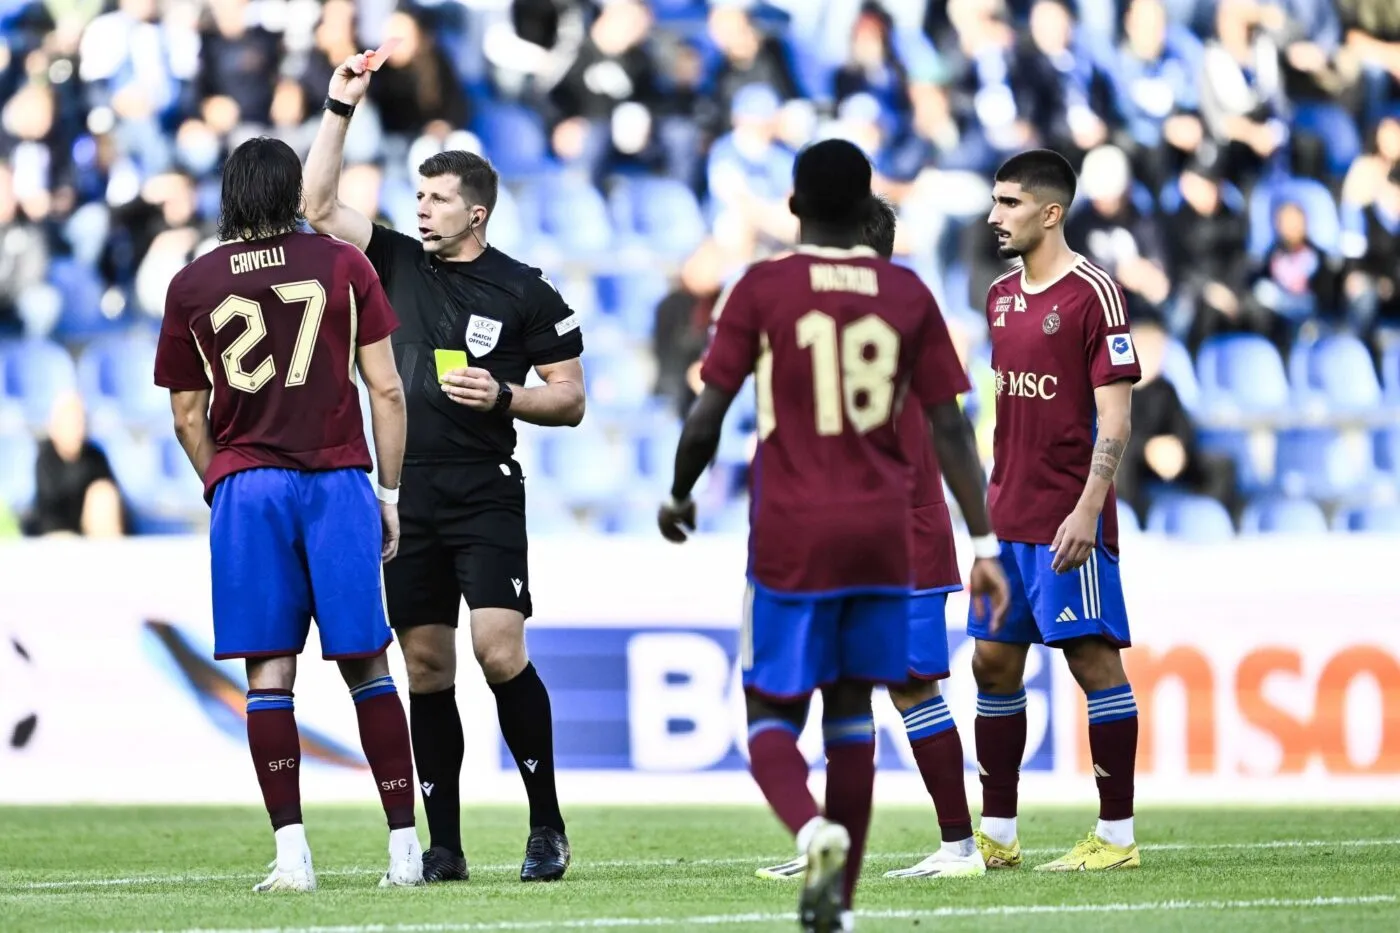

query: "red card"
(366, 37), (401, 71)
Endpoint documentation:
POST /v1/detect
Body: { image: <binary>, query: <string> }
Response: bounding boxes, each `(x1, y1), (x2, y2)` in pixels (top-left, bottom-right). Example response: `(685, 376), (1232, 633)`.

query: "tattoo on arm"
(1091, 437), (1125, 481)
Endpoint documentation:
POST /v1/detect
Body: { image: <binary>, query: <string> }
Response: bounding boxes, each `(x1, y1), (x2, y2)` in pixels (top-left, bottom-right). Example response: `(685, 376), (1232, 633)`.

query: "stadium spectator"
(705, 0), (801, 132)
(1065, 145), (1172, 325)
(1116, 0), (1207, 189)
(365, 10), (469, 141)
(833, 3), (911, 117)
(1165, 160), (1252, 354)
(1341, 114), (1400, 208)
(1343, 163), (1400, 351)
(706, 84), (797, 243)
(1014, 0), (1123, 165)
(24, 390), (125, 538)
(0, 159), (47, 334)
(1200, 0), (1289, 185)
(1338, 0), (1400, 112)
(1117, 321), (1239, 526)
(196, 0), (282, 136)
(1248, 200), (1344, 354)
(547, 0), (661, 181)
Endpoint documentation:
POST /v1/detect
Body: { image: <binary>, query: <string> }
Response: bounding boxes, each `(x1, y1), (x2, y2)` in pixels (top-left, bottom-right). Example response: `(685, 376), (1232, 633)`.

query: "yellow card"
(434, 349), (469, 381)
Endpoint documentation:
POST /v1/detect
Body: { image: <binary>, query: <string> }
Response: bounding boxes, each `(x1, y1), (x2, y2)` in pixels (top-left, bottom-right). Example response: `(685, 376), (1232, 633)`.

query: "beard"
(996, 243), (1023, 259)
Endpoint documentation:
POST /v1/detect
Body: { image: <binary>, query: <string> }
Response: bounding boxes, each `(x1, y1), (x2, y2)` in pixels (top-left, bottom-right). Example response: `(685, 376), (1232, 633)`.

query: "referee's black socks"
(409, 686), (466, 855)
(490, 662), (566, 834)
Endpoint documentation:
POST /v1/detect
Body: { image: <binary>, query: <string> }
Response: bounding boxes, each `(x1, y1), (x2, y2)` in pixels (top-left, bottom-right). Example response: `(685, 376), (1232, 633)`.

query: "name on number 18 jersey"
(984, 255), (1141, 552)
(700, 245), (968, 595)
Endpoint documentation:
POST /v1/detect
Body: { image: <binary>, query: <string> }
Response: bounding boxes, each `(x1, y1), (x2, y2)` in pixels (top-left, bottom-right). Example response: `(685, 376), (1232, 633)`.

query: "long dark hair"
(217, 137), (304, 242)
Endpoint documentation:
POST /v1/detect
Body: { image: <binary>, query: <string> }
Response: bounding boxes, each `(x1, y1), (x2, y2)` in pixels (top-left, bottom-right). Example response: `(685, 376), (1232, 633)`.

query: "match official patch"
(555, 313), (580, 337)
(466, 315), (502, 356)
(1107, 334), (1136, 366)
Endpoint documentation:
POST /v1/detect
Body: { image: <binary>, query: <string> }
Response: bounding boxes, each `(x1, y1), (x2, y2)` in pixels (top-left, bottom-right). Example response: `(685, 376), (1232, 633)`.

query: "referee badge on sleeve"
(466, 314), (503, 357)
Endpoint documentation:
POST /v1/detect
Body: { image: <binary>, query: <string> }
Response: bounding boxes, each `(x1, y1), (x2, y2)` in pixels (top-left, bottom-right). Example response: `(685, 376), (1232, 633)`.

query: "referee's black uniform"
(363, 221), (583, 880)
(365, 225), (581, 619)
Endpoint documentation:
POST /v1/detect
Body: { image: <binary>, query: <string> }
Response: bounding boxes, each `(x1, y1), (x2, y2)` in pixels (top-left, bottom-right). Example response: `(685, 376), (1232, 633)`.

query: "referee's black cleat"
(421, 846), (469, 883)
(520, 827), (570, 882)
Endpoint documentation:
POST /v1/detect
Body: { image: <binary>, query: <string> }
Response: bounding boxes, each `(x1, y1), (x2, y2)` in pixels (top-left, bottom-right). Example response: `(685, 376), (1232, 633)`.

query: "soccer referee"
(303, 51), (585, 883)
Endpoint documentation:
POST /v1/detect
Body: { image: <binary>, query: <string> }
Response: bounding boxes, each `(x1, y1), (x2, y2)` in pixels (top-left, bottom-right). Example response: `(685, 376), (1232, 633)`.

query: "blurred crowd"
(2, 0), (1399, 540)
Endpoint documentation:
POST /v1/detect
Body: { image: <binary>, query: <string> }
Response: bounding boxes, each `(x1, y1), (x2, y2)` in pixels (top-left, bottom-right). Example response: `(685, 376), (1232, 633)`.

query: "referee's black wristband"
(323, 97), (356, 118)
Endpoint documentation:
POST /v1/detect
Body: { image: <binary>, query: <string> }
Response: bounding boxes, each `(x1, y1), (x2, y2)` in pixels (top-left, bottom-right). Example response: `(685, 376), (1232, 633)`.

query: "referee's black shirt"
(364, 225), (584, 464)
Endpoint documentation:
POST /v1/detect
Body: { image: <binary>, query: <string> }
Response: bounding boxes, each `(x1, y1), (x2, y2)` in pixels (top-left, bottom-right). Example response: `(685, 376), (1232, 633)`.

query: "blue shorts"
(908, 590), (952, 680)
(209, 468), (392, 661)
(966, 541), (1131, 648)
(742, 584), (910, 701)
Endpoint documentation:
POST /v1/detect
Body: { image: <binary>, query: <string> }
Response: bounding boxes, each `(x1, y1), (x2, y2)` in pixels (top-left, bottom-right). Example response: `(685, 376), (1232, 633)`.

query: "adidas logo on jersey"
(994, 312), (1006, 327)
(1056, 607), (1078, 623)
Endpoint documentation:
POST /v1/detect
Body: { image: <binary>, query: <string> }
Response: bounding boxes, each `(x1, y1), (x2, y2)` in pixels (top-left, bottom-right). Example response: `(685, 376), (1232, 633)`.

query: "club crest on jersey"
(1043, 312), (1060, 335)
(465, 315), (503, 356)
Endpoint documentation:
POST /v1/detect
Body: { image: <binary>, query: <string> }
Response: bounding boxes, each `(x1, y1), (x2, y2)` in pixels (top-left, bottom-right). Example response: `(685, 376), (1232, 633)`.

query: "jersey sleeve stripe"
(1082, 262), (1127, 327)
(990, 266), (1021, 288)
(1071, 263), (1125, 328)
(347, 282), (358, 382)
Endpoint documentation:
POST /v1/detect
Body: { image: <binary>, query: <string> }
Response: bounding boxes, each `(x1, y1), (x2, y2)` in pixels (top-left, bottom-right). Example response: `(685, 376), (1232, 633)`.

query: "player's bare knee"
(745, 691), (808, 731)
(1062, 636), (1128, 693)
(822, 680), (873, 720)
(470, 609), (527, 684)
(336, 652), (390, 689)
(971, 641), (1025, 695)
(246, 655), (297, 691)
(888, 678), (939, 713)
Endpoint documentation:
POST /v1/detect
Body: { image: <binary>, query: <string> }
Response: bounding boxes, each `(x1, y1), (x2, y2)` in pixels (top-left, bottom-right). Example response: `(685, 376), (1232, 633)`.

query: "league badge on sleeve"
(1107, 334), (1137, 366)
(465, 314), (503, 357)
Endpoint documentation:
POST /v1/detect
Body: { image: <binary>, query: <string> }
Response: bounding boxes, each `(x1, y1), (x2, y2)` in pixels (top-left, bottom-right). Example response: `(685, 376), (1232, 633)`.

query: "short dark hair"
(419, 150), (499, 215)
(790, 138), (872, 225)
(217, 137), (303, 242)
(860, 195), (897, 258)
(994, 149), (1077, 211)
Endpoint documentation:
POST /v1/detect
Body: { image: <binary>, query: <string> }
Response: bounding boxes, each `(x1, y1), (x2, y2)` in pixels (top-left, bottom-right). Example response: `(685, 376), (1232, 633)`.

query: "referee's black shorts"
(383, 459), (532, 628)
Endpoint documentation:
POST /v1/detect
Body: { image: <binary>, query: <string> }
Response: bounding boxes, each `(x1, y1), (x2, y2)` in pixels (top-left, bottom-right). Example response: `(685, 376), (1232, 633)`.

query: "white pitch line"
(8, 837), (1400, 892)
(105, 894), (1400, 933)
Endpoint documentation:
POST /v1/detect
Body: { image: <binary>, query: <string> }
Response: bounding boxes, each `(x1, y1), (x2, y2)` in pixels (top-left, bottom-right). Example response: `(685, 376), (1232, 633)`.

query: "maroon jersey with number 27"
(154, 231), (399, 501)
(984, 255), (1141, 552)
(701, 245), (968, 595)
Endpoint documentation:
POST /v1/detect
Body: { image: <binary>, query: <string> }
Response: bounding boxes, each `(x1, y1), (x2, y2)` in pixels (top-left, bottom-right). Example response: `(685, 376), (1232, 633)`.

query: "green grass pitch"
(2, 805), (1398, 932)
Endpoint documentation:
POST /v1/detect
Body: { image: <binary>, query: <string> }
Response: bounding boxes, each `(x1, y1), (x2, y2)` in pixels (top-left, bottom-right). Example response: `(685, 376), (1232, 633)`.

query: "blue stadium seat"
(0, 431), (36, 512)
(1161, 335), (1200, 413)
(1336, 503), (1400, 533)
(153, 435), (207, 511)
(538, 428), (635, 506)
(0, 339), (78, 428)
(1196, 428), (1273, 494)
(1195, 335), (1290, 415)
(1293, 103), (1364, 179)
(48, 257), (116, 339)
(536, 176), (613, 256)
(1240, 496), (1328, 535)
(1292, 334), (1383, 414)
(1247, 176), (1340, 259)
(583, 348), (655, 415)
(595, 270), (672, 337)
(1145, 494), (1236, 542)
(1275, 427), (1373, 499)
(473, 104), (551, 177)
(1116, 499), (1142, 535)
(78, 333), (169, 428)
(634, 418), (681, 487)
(1383, 342), (1400, 405)
(93, 431), (160, 513)
(1374, 425), (1400, 475)
(613, 178), (707, 258)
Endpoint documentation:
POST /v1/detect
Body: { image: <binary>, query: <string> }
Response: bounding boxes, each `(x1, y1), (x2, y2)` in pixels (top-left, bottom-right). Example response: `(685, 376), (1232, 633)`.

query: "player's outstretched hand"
(657, 497), (696, 543)
(440, 367), (500, 412)
(1050, 506), (1097, 573)
(380, 502), (400, 562)
(969, 557), (1010, 633)
(330, 52), (374, 106)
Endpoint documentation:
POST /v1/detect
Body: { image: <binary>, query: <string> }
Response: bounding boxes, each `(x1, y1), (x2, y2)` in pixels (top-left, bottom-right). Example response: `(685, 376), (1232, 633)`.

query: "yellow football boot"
(973, 830), (1023, 869)
(1034, 832), (1140, 871)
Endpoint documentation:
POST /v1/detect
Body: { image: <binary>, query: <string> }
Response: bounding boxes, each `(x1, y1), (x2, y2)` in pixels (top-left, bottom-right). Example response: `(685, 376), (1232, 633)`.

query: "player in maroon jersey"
(658, 140), (1006, 933)
(968, 150), (1143, 871)
(154, 137), (422, 890)
(757, 196), (994, 884)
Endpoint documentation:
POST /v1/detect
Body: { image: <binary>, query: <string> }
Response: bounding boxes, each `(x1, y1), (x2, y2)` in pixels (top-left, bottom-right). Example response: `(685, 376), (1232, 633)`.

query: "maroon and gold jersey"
(701, 245), (967, 594)
(155, 231), (398, 501)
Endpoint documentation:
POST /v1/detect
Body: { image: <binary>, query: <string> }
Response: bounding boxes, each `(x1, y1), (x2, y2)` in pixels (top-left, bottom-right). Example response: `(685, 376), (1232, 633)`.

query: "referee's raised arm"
(304, 53), (375, 252)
